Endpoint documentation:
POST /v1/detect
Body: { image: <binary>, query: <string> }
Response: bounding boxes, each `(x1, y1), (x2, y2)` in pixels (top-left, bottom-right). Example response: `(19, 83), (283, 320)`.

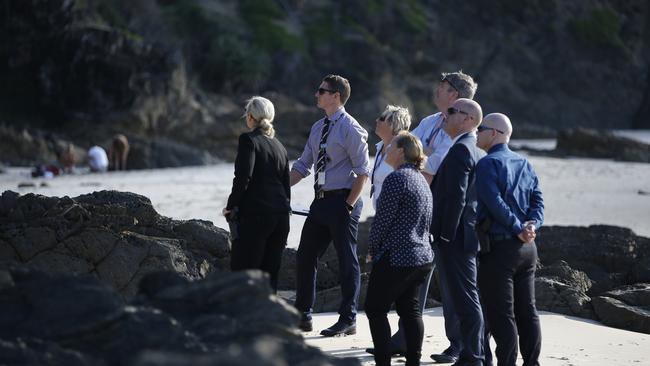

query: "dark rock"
(592, 283), (650, 334)
(536, 225), (650, 294)
(555, 128), (650, 162)
(0, 269), (124, 340)
(0, 268), (355, 365)
(535, 260), (594, 318)
(0, 191), (231, 300)
(0, 338), (92, 366)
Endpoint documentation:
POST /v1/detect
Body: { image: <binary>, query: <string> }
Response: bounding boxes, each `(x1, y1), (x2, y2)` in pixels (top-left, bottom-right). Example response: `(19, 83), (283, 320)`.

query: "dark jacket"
(430, 133), (485, 252)
(226, 128), (291, 215)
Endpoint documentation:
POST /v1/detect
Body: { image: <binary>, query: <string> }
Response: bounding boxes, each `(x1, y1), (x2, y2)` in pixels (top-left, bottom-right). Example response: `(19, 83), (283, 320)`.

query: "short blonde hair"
(380, 105), (412, 135)
(394, 131), (426, 170)
(244, 96), (275, 137)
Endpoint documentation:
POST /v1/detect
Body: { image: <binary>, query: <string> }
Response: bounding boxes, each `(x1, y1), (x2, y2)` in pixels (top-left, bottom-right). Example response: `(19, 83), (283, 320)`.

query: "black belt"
(315, 189), (350, 199)
(489, 233), (517, 242)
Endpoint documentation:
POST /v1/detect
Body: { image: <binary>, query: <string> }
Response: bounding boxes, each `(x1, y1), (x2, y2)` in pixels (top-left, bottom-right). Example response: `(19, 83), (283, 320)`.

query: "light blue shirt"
(292, 107), (370, 190)
(411, 112), (453, 175)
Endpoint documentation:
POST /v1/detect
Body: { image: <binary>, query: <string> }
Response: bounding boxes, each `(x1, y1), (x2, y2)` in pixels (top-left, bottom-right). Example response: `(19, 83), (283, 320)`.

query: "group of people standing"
(224, 71), (544, 366)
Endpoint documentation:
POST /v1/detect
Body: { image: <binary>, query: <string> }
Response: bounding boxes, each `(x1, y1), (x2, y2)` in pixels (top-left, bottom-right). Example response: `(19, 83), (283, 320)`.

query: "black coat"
(430, 132), (485, 252)
(226, 128), (291, 215)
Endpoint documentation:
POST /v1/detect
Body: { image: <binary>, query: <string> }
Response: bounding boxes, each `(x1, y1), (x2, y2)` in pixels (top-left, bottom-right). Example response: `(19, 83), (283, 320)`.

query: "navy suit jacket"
(430, 132), (485, 252)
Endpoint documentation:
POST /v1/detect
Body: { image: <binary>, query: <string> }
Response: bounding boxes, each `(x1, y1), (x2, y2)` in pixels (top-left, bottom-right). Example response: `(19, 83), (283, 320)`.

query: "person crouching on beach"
(222, 96), (291, 293)
(365, 132), (434, 366)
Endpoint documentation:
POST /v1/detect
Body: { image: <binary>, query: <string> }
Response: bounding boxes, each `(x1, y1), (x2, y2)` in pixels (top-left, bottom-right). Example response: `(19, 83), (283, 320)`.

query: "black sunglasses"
(318, 87), (337, 95)
(447, 107), (470, 116)
(441, 76), (459, 92)
(477, 125), (505, 134)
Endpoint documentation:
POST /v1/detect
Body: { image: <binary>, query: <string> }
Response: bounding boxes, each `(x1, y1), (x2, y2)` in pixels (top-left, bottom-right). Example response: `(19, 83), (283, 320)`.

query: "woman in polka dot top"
(365, 131), (434, 366)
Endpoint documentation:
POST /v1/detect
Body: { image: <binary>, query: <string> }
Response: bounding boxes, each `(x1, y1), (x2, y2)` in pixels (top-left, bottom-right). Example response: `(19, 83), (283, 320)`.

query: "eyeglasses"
(317, 87), (337, 95)
(441, 76), (459, 92)
(447, 107), (470, 117)
(477, 125), (505, 134)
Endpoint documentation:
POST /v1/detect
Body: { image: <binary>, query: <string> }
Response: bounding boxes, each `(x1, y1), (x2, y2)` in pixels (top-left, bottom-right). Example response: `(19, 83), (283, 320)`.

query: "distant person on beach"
(87, 145), (109, 172)
(109, 134), (130, 171)
(223, 96), (291, 293)
(290, 74), (370, 336)
(430, 98), (486, 366)
(58, 143), (77, 174)
(476, 113), (544, 366)
(365, 132), (434, 366)
(370, 105), (412, 210)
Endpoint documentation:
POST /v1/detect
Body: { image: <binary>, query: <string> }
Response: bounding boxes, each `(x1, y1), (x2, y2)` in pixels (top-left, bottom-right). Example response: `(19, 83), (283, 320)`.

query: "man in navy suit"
(430, 98), (486, 366)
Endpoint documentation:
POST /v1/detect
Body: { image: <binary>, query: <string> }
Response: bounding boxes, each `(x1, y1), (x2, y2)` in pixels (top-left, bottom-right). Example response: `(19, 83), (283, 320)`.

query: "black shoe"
(365, 347), (406, 357)
(298, 316), (313, 332)
(431, 353), (459, 363)
(320, 321), (356, 337)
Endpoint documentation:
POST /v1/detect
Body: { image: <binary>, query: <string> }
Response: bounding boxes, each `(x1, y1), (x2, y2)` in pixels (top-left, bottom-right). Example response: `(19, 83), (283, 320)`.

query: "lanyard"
(370, 144), (386, 197)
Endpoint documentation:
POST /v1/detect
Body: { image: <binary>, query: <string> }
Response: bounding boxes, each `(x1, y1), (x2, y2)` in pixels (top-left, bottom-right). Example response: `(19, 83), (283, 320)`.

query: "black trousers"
(436, 241), (485, 365)
(230, 213), (290, 292)
(294, 193), (362, 323)
(478, 239), (541, 366)
(365, 256), (433, 366)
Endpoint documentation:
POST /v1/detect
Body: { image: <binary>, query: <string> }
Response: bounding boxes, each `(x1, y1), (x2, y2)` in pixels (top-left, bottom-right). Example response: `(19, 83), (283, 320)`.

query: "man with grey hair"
(412, 71), (478, 185)
(476, 113), (544, 366)
(416, 71), (478, 364)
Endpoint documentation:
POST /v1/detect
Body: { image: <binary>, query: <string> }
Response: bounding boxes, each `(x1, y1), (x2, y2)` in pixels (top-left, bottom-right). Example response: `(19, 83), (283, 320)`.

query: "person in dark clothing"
(223, 96), (291, 292)
(430, 98), (486, 366)
(365, 132), (434, 366)
(476, 113), (544, 366)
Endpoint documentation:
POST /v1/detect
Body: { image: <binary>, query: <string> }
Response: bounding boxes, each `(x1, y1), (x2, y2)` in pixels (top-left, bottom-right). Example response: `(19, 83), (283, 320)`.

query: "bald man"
(476, 113), (544, 366)
(430, 98), (486, 366)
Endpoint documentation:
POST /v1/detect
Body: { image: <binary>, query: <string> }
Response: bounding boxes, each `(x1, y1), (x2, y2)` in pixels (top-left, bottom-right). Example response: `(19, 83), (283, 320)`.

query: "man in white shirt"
(411, 71), (477, 185)
(412, 72), (479, 364)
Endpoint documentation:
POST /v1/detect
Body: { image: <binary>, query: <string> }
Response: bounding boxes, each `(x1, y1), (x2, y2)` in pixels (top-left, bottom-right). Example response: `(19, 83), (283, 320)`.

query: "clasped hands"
(517, 220), (537, 244)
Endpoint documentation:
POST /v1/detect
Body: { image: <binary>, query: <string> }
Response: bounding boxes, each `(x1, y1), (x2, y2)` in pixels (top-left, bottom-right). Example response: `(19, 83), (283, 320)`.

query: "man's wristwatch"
(345, 202), (354, 213)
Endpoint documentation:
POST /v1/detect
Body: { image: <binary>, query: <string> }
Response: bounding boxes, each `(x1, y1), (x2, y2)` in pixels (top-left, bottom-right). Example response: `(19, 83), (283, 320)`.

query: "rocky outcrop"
(592, 284), (650, 334)
(0, 190), (231, 300)
(0, 267), (358, 366)
(536, 225), (650, 294)
(555, 128), (650, 162)
(535, 261), (594, 319)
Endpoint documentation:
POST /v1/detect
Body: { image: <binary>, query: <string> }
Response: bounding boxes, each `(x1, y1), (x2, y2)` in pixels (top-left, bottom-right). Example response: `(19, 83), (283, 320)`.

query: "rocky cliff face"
(1, 0), (649, 168)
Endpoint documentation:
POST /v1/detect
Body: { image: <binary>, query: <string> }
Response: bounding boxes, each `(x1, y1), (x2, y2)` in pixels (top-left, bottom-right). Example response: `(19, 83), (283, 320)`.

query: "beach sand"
(2, 154), (649, 242)
(306, 308), (650, 365)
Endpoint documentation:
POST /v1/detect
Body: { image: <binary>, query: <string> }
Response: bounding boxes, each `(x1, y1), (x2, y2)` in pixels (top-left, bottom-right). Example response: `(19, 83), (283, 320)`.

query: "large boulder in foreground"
(0, 190), (230, 300)
(592, 283), (650, 334)
(0, 267), (358, 366)
(555, 128), (650, 162)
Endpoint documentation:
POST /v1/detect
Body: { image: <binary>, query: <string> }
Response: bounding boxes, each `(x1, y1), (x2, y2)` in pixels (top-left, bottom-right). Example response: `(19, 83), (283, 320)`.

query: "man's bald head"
(456, 99), (483, 128)
(477, 113), (512, 151)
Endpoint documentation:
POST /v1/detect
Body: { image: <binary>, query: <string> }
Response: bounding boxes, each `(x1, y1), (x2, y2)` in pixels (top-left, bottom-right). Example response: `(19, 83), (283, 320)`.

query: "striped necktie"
(314, 118), (331, 192)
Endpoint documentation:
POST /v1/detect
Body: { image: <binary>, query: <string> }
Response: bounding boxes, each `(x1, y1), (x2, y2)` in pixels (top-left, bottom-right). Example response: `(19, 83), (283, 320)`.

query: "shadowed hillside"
(1, 0), (648, 167)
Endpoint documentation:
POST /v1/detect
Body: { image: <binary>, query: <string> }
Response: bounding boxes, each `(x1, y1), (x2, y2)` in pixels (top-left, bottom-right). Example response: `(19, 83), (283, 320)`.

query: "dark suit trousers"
(436, 241), (485, 365)
(478, 239), (541, 366)
(231, 213), (290, 292)
(365, 256), (433, 366)
(294, 193), (362, 323)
